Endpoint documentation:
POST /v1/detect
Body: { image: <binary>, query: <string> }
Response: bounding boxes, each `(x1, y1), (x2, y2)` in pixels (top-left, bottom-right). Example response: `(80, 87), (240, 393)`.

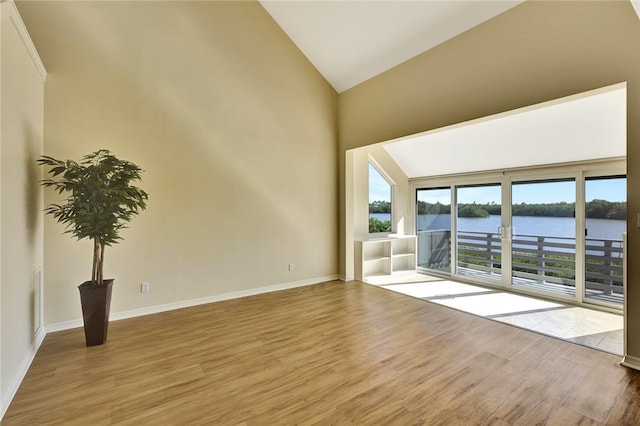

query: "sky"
(372, 172), (626, 205)
(369, 163), (392, 202)
(586, 178), (626, 202)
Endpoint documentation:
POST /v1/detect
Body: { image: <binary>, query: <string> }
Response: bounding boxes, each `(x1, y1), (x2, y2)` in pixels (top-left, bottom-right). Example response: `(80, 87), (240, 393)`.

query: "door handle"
(499, 226), (514, 240)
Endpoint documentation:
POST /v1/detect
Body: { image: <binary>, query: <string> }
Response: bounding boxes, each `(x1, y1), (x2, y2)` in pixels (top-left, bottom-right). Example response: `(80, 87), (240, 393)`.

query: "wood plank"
(2, 280), (639, 425)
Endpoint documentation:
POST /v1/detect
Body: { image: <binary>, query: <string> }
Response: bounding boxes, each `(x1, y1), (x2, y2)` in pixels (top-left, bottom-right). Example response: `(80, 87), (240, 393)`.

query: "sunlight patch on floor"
(428, 289), (564, 317)
(382, 280), (495, 300)
(368, 273), (623, 356)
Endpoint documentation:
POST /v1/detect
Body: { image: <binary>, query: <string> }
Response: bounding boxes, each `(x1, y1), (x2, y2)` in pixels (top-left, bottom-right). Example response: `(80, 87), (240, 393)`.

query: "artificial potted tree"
(38, 149), (148, 346)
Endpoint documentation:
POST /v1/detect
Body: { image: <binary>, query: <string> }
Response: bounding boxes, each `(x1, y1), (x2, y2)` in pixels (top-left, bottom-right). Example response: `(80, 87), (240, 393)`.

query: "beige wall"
(0, 0), (45, 414)
(339, 1), (640, 356)
(16, 1), (338, 325)
(10, 0), (640, 379)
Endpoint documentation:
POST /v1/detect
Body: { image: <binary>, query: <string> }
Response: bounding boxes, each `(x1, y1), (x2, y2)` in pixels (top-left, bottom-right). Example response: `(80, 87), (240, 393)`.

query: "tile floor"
(365, 272), (623, 356)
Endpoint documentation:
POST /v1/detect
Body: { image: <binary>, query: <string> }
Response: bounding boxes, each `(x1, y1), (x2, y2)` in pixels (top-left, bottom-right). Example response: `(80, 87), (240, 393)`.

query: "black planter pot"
(78, 279), (114, 347)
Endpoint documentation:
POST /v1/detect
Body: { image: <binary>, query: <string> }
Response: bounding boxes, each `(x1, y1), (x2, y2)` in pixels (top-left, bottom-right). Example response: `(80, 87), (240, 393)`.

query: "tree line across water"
(369, 200), (626, 220)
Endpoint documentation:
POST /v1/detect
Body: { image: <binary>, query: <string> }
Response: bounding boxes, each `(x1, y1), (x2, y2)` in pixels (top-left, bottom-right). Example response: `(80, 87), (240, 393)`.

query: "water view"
(368, 176), (626, 305)
(370, 213), (626, 240)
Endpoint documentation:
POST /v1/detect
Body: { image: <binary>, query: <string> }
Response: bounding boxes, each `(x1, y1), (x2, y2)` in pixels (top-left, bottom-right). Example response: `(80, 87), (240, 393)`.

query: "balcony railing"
(417, 229), (623, 304)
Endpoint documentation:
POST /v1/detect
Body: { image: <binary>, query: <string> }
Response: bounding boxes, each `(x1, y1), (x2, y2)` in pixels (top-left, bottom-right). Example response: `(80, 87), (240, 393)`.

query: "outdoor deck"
(418, 229), (623, 305)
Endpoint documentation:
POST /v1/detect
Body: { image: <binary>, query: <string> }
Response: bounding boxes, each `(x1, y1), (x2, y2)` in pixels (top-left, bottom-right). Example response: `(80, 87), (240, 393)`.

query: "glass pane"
(456, 184), (502, 282)
(585, 176), (626, 305)
(511, 179), (576, 297)
(417, 188), (451, 273)
(369, 163), (392, 233)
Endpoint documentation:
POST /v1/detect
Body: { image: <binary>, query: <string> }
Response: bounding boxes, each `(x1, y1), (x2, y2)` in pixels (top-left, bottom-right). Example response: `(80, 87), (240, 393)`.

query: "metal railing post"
(487, 232), (493, 275)
(537, 235), (545, 280)
(603, 240), (613, 295)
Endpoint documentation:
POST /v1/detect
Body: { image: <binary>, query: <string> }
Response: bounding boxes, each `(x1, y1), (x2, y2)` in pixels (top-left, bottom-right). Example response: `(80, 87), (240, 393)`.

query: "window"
(368, 162), (392, 233)
(412, 162), (625, 308)
(584, 175), (626, 305)
(416, 187), (451, 272)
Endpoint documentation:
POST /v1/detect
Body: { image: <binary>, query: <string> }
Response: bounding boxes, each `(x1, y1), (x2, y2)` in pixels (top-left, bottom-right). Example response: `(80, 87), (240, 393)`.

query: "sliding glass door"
(456, 184), (502, 283)
(413, 163), (625, 308)
(511, 179), (576, 298)
(416, 188), (451, 273)
(584, 176), (626, 306)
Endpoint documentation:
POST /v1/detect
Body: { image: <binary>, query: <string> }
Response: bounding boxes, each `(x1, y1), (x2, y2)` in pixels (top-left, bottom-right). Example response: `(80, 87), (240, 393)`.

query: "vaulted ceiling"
(259, 2), (637, 178)
(260, 1), (522, 93)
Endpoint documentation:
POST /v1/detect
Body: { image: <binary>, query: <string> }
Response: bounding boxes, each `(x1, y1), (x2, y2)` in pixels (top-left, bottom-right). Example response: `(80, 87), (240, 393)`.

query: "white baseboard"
(1, 327), (46, 420)
(46, 275), (339, 333)
(45, 318), (83, 333)
(620, 354), (640, 371)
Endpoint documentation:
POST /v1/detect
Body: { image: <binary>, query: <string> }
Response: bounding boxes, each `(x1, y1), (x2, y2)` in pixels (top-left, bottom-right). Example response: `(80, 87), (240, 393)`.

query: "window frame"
(368, 159), (395, 235)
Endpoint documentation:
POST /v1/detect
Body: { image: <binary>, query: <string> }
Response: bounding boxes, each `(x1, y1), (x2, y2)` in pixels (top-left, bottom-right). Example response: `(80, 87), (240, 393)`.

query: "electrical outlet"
(288, 263), (295, 272)
(141, 282), (150, 293)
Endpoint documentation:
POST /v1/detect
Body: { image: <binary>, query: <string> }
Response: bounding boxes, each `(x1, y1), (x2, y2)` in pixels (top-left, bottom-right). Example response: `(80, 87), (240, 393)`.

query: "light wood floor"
(3, 280), (640, 425)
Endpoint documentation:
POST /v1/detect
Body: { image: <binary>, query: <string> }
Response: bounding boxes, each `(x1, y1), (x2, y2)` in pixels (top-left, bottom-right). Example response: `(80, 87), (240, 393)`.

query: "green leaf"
(38, 150), (149, 283)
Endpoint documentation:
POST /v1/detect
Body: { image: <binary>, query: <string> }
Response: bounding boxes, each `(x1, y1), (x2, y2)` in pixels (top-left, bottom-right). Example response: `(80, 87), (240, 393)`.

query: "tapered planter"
(78, 279), (114, 346)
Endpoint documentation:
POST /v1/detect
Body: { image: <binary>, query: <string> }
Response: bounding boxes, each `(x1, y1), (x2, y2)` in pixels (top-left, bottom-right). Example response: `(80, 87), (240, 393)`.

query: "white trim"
(0, 327), (46, 420)
(368, 156), (396, 186)
(46, 275), (339, 332)
(409, 157), (625, 187)
(44, 318), (83, 334)
(367, 158), (395, 236)
(621, 355), (640, 371)
(632, 1), (640, 21)
(1, 0), (47, 81)
(33, 269), (43, 335)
